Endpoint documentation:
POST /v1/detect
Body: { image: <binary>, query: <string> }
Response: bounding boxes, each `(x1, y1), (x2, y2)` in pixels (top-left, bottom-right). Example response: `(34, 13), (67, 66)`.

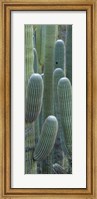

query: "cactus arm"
(53, 68), (65, 166)
(33, 116), (58, 161)
(25, 73), (44, 123)
(57, 77), (72, 157)
(54, 40), (66, 74)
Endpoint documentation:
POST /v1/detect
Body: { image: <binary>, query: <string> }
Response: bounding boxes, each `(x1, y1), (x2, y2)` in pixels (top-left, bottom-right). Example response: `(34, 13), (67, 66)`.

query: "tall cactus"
(57, 77), (72, 157)
(66, 25), (72, 84)
(33, 116), (58, 161)
(42, 25), (58, 173)
(40, 25), (46, 71)
(25, 73), (44, 123)
(25, 25), (34, 97)
(33, 48), (38, 73)
(43, 25), (58, 119)
(53, 68), (65, 166)
(54, 40), (66, 74)
(36, 25), (41, 65)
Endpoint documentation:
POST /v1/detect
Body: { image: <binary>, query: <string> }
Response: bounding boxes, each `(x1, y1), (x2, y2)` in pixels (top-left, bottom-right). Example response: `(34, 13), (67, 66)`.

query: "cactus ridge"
(25, 74), (44, 123)
(57, 77), (72, 155)
(33, 116), (58, 161)
(55, 39), (65, 71)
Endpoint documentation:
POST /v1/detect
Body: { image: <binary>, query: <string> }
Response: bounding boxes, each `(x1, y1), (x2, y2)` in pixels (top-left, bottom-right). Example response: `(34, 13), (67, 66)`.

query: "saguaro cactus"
(42, 25), (58, 173)
(25, 25), (34, 96)
(54, 40), (66, 73)
(33, 116), (58, 161)
(33, 48), (38, 73)
(53, 68), (65, 166)
(25, 73), (44, 123)
(57, 77), (72, 156)
(43, 25), (58, 119)
(36, 25), (42, 65)
(40, 25), (46, 70)
(66, 25), (72, 84)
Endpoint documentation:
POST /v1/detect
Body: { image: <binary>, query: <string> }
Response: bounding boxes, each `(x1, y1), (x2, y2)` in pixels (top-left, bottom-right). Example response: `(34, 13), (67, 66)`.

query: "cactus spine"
(33, 116), (58, 161)
(25, 74), (44, 123)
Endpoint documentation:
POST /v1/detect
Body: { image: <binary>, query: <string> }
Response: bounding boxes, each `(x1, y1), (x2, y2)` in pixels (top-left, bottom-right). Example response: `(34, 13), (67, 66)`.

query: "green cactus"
(54, 40), (66, 74)
(53, 68), (65, 166)
(40, 25), (46, 71)
(25, 123), (36, 174)
(36, 25), (42, 65)
(25, 73), (44, 123)
(58, 25), (67, 43)
(66, 25), (72, 84)
(57, 77), (72, 157)
(43, 25), (58, 119)
(33, 116), (58, 161)
(33, 48), (38, 73)
(25, 25), (34, 97)
(42, 25), (58, 173)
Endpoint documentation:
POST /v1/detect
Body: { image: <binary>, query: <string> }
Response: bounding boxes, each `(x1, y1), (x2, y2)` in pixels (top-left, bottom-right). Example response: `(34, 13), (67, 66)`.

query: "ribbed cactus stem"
(54, 40), (66, 74)
(25, 73), (44, 123)
(42, 25), (58, 173)
(33, 116), (58, 161)
(40, 25), (46, 70)
(25, 122), (37, 174)
(53, 68), (65, 166)
(36, 25), (41, 65)
(66, 25), (72, 84)
(43, 25), (58, 119)
(25, 25), (34, 96)
(57, 77), (72, 156)
(33, 48), (38, 73)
